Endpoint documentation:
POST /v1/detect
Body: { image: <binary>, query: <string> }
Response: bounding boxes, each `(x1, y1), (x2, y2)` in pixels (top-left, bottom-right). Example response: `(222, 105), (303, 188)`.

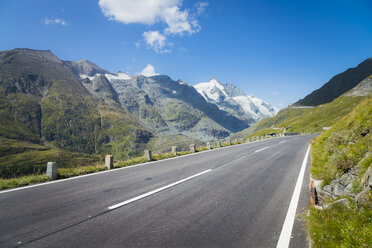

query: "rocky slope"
(80, 73), (249, 141)
(345, 75), (372, 97)
(296, 57), (372, 106)
(194, 78), (278, 125)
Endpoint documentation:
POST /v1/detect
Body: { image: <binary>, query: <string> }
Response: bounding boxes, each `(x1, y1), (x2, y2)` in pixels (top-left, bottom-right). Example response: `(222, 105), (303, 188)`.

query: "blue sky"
(1, 0), (371, 108)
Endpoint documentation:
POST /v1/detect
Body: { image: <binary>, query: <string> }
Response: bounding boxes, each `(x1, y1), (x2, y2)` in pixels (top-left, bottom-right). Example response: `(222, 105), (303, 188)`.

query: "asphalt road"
(0, 135), (313, 248)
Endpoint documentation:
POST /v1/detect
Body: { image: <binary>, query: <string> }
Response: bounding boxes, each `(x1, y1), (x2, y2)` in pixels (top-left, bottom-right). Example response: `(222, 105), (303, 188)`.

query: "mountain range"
(0, 48), (277, 161)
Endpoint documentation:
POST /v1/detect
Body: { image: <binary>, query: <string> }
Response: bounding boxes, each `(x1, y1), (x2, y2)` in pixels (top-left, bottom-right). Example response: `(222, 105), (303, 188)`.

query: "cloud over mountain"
(140, 64), (159, 77)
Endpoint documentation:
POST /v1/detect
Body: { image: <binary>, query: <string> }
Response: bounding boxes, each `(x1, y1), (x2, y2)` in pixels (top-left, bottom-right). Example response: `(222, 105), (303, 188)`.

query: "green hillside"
(311, 97), (372, 183)
(0, 49), (153, 180)
(0, 137), (101, 179)
(235, 75), (372, 139)
(307, 97), (372, 247)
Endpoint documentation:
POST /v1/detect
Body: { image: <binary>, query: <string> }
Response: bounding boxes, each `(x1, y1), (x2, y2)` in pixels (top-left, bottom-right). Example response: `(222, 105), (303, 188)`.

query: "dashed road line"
(254, 147), (269, 153)
(107, 169), (212, 210)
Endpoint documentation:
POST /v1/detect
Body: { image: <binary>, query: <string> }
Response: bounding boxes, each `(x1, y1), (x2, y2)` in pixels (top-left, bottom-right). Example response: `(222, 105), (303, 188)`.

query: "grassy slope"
(0, 49), (154, 180)
(307, 97), (372, 248)
(234, 93), (369, 139)
(310, 97), (372, 184)
(0, 137), (102, 179)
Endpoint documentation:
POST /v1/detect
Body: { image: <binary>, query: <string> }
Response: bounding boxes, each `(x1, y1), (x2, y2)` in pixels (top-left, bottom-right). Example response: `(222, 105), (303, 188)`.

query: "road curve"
(0, 135), (313, 248)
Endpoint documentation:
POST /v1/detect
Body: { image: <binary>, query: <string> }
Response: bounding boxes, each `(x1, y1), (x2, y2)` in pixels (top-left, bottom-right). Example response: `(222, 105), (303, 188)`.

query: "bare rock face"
(345, 76), (372, 97)
(64, 59), (109, 77)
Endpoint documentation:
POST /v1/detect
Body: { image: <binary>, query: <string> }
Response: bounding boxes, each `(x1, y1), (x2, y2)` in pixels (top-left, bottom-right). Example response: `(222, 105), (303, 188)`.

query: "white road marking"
(107, 169), (212, 210)
(254, 147), (269, 153)
(280, 140), (286, 144)
(276, 145), (311, 248)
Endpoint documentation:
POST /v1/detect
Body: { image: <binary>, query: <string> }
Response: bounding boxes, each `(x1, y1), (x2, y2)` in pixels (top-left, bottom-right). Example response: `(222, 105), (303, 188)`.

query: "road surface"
(0, 135), (313, 248)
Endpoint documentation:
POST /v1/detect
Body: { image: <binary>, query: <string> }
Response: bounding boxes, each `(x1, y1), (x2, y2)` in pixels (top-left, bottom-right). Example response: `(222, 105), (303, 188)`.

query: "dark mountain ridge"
(295, 57), (372, 106)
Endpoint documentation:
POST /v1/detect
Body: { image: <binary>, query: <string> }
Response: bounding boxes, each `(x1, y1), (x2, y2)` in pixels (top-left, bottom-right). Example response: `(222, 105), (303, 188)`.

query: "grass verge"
(307, 194), (372, 248)
(0, 147), (206, 190)
(0, 174), (50, 190)
(306, 97), (372, 247)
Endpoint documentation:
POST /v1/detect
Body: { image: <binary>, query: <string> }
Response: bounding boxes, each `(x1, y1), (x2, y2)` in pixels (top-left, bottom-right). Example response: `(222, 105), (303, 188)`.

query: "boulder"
(337, 173), (356, 187)
(356, 187), (371, 205)
(333, 183), (346, 196)
(324, 198), (350, 209)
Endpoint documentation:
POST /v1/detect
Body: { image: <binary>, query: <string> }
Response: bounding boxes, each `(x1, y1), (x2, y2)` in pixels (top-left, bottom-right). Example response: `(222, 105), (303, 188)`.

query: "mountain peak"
(0, 48), (62, 64)
(65, 59), (108, 77)
(209, 77), (222, 84)
(194, 78), (278, 123)
(194, 78), (227, 102)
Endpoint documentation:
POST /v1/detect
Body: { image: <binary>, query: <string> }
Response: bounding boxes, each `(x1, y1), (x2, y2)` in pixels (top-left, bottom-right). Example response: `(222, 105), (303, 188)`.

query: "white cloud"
(143, 30), (171, 53)
(272, 91), (279, 95)
(195, 2), (209, 15)
(163, 6), (200, 35)
(98, 0), (180, 24)
(98, 0), (208, 52)
(140, 64), (159, 77)
(179, 46), (188, 52)
(42, 17), (68, 26)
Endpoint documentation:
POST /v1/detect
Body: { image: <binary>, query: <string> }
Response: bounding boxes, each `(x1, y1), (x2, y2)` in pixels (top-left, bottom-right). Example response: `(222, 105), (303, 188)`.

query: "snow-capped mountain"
(194, 78), (279, 124)
(75, 60), (275, 139)
(77, 67), (249, 141)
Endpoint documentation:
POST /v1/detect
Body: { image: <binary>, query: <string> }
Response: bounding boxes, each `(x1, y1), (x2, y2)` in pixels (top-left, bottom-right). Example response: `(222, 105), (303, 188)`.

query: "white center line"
(107, 169), (212, 210)
(280, 140), (286, 144)
(276, 145), (311, 248)
(254, 147), (269, 153)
